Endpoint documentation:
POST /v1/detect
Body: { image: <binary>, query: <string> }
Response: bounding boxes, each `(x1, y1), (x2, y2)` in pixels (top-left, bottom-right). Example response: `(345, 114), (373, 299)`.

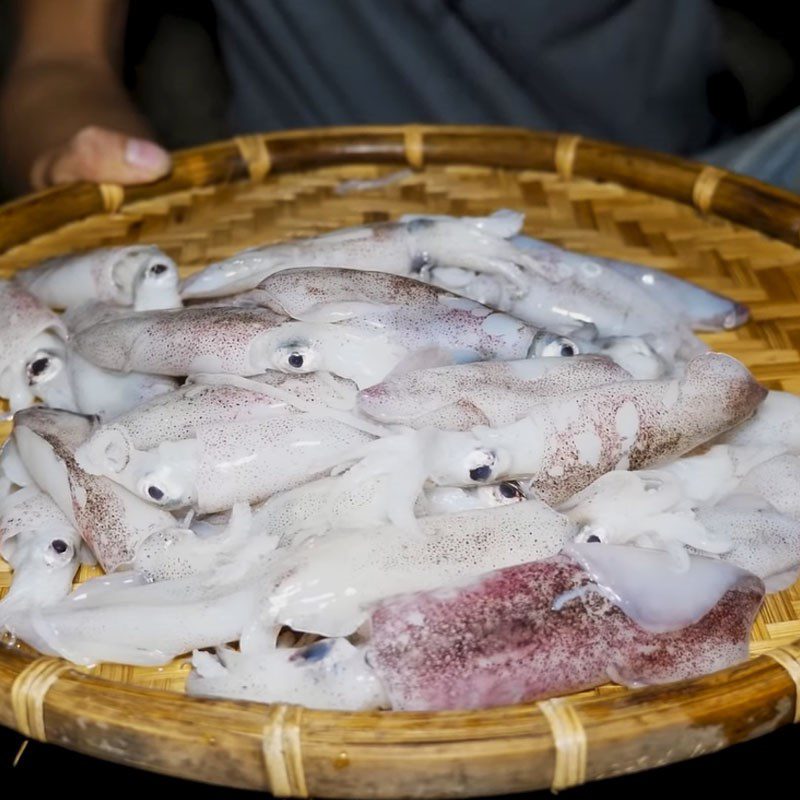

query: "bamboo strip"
(263, 704), (308, 798)
(98, 183), (125, 214)
(10, 657), (74, 741)
(764, 643), (800, 723)
(403, 126), (425, 170)
(235, 135), (272, 182)
(692, 166), (726, 214)
(554, 135), (582, 182)
(538, 697), (587, 791)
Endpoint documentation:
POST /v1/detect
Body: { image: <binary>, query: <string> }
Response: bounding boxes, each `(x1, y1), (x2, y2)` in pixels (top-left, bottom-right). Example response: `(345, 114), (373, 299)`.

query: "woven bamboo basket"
(1, 125), (799, 796)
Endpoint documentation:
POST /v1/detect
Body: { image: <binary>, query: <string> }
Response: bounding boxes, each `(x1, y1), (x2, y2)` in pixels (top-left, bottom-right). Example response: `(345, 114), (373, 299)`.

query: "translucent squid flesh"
(0, 487), (84, 630)
(358, 355), (631, 430)
(65, 351), (178, 421)
(78, 404), (377, 513)
(0, 279), (75, 412)
(432, 234), (705, 359)
(18, 570), (262, 666)
(718, 390), (800, 453)
(365, 543), (764, 710)
(511, 235), (748, 332)
(420, 353), (765, 504)
(188, 639), (388, 711)
(695, 503), (800, 591)
(563, 456), (800, 587)
(591, 254), (749, 331)
(262, 498), (576, 638)
(12, 408), (176, 572)
(180, 210), (541, 299)
(15, 245), (182, 311)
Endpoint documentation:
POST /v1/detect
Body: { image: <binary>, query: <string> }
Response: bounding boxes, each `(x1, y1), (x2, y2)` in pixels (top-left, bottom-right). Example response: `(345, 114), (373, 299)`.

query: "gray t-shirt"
(212, 0), (722, 154)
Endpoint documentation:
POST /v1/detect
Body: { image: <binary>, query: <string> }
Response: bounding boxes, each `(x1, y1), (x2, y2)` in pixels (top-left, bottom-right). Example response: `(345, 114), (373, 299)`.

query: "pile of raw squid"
(0, 209), (797, 712)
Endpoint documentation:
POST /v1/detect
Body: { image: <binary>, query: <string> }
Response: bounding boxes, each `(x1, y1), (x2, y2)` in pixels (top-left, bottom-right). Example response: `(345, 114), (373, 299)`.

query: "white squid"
(0, 487), (85, 632)
(73, 269), (577, 388)
(180, 211), (718, 368)
(12, 408), (177, 572)
(180, 210), (541, 298)
(15, 245), (182, 311)
(0, 279), (76, 412)
(357, 355), (631, 429)
(258, 497), (576, 639)
(411, 352), (765, 504)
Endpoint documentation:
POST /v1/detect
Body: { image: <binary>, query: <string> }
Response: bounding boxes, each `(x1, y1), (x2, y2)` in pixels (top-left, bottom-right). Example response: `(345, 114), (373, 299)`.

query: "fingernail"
(125, 138), (170, 172)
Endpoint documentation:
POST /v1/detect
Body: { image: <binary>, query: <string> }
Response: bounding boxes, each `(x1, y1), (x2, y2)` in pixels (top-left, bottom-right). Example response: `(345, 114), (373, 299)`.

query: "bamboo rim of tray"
(0, 125), (798, 796)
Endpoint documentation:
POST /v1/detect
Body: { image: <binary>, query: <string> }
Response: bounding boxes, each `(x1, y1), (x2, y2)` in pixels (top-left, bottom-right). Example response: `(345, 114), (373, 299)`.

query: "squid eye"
(288, 353), (304, 369)
(28, 357), (50, 377)
(469, 465), (492, 482)
(498, 481), (524, 499)
(26, 351), (61, 385)
(148, 263), (169, 276)
(50, 539), (68, 554)
(586, 534), (602, 543)
(530, 332), (580, 359)
(540, 337), (578, 358)
(147, 485), (165, 501)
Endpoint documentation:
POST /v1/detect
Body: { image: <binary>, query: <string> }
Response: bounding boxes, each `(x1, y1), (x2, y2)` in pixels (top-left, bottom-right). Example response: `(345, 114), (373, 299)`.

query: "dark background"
(0, 0), (799, 793)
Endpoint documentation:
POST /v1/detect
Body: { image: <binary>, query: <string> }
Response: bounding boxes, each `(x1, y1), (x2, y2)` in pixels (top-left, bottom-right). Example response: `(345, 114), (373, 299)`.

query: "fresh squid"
(0, 487), (85, 631)
(413, 352), (765, 504)
(75, 269), (577, 388)
(180, 210), (542, 299)
(77, 404), (378, 513)
(12, 408), (176, 572)
(0, 279), (76, 412)
(590, 253), (749, 331)
(15, 245), (182, 311)
(365, 543), (764, 710)
(76, 371), (358, 465)
(260, 498), (576, 638)
(180, 211), (741, 349)
(17, 568), (262, 666)
(188, 543), (763, 711)
(358, 355), (631, 430)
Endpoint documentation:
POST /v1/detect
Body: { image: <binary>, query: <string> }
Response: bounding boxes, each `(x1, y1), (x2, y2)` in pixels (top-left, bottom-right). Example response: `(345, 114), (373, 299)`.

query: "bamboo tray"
(0, 125), (799, 796)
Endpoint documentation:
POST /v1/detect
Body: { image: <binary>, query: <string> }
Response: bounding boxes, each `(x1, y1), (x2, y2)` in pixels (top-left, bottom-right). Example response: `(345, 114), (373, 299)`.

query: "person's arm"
(0, 0), (170, 193)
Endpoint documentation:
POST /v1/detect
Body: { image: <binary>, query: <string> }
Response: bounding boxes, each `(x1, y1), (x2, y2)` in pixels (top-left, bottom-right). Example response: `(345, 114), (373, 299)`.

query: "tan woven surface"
(1, 161), (799, 696)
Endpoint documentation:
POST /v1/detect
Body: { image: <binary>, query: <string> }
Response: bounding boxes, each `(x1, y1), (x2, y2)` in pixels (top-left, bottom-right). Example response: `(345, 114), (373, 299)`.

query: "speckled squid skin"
(243, 267), (546, 363)
(82, 380), (299, 454)
(12, 408), (175, 572)
(358, 355), (631, 429)
(0, 280), (68, 367)
(180, 211), (533, 299)
(71, 306), (288, 375)
(191, 414), (375, 513)
(425, 352), (766, 504)
(366, 554), (764, 711)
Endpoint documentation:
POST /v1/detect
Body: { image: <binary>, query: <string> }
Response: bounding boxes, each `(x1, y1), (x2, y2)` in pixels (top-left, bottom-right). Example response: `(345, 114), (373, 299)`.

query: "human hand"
(29, 125), (172, 190)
